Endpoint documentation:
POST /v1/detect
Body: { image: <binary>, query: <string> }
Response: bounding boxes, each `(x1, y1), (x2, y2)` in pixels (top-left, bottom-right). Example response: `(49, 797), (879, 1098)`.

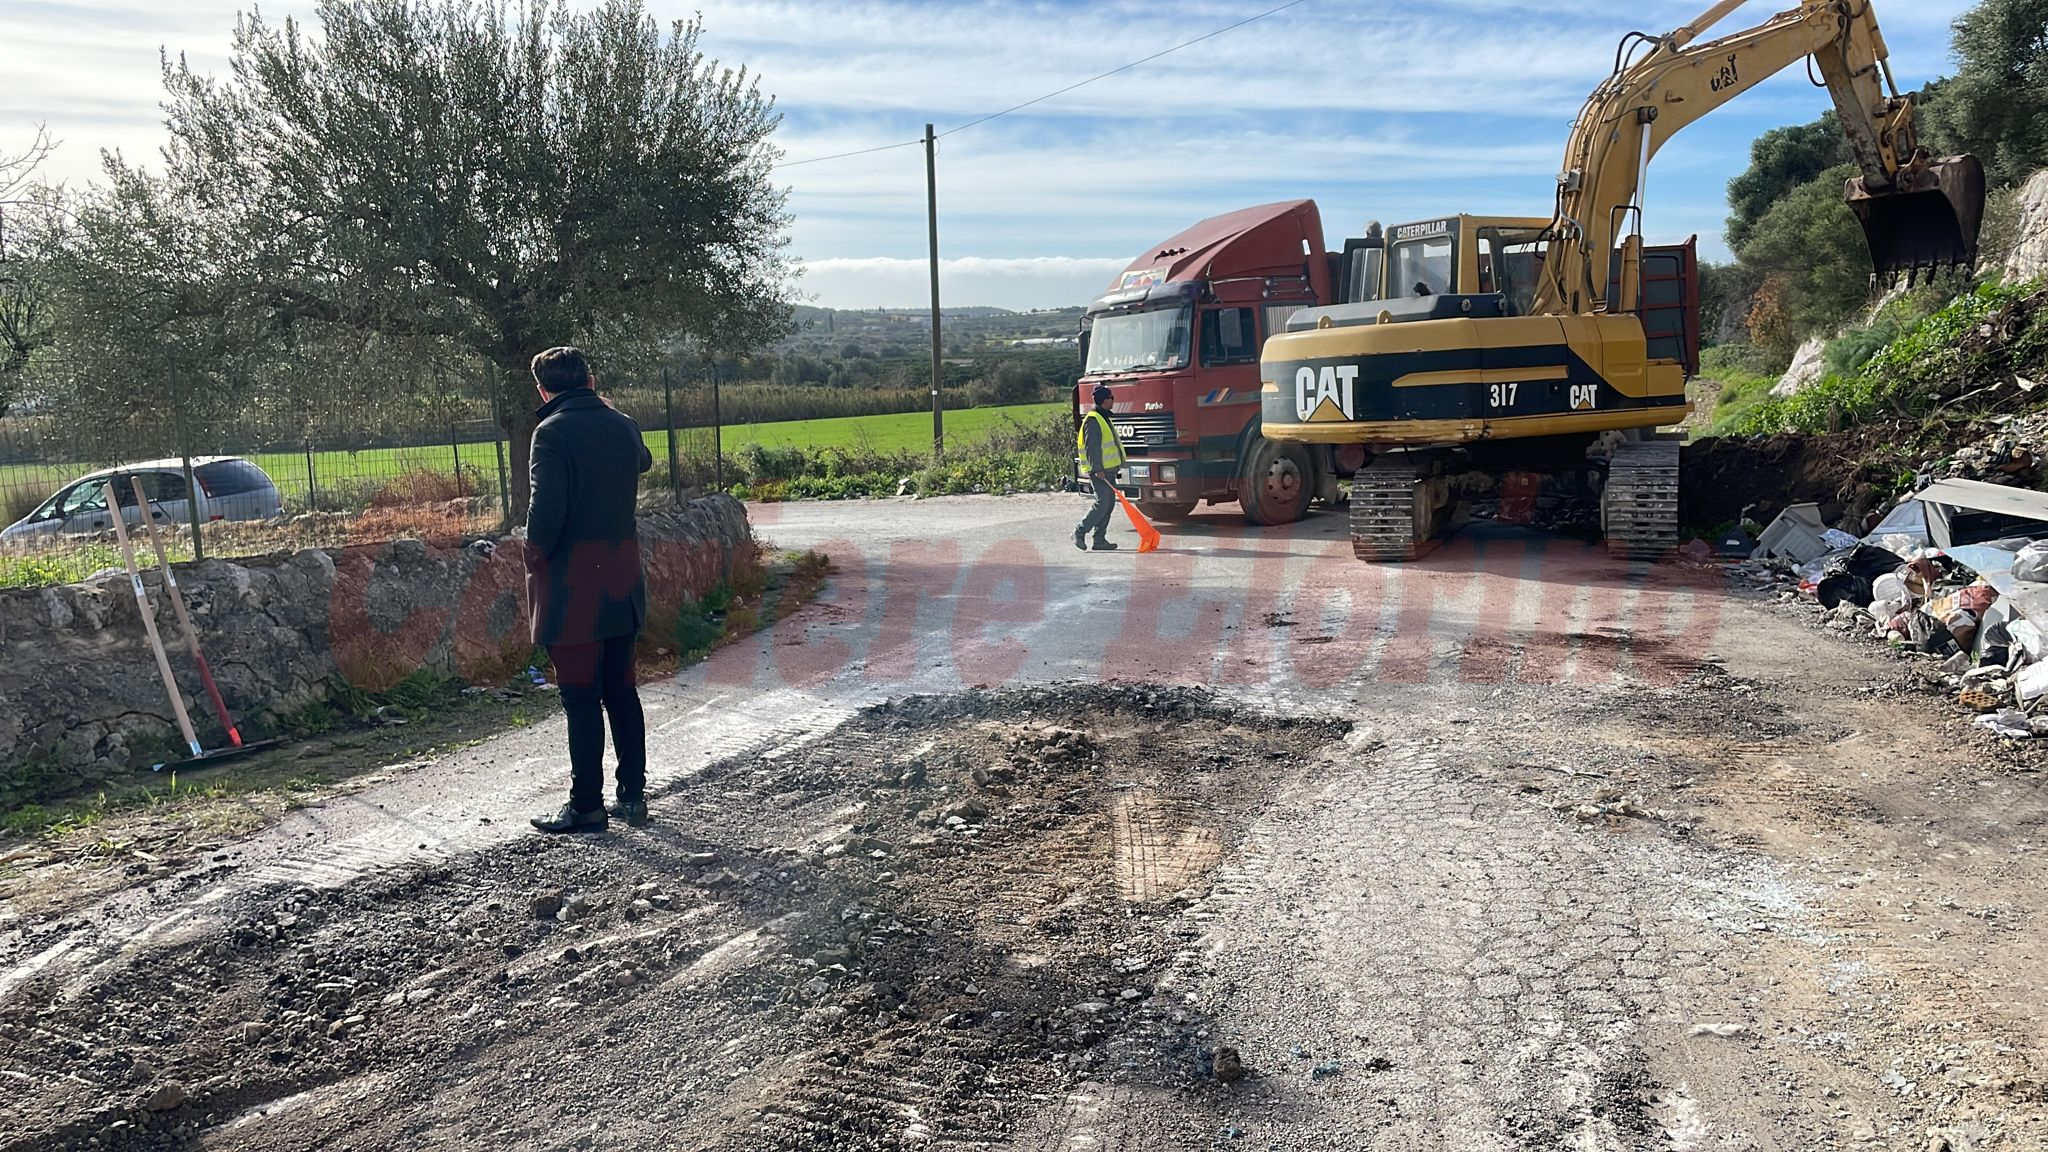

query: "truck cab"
(1076, 200), (1377, 525)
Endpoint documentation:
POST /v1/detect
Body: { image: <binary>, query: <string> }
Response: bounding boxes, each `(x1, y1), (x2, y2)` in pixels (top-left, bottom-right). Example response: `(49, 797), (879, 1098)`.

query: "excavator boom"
(1540, 0), (1984, 312)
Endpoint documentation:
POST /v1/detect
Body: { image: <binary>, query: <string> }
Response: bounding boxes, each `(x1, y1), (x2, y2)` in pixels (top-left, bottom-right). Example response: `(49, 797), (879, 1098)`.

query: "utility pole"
(925, 123), (944, 463)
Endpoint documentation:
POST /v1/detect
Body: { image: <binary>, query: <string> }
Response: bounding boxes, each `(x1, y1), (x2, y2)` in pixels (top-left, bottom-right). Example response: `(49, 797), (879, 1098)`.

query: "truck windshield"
(1085, 305), (1191, 373)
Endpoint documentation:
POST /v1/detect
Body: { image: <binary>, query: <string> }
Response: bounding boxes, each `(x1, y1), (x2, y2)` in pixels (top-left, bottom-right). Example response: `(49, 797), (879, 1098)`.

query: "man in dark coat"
(524, 346), (655, 834)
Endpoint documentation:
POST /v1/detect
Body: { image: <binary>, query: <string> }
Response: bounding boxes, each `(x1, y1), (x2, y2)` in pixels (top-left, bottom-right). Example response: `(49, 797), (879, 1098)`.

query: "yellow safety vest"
(1077, 409), (1126, 470)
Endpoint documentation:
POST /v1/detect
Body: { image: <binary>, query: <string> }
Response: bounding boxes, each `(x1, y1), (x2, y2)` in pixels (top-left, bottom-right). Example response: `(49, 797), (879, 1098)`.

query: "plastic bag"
(1871, 572), (1909, 604)
(2012, 619), (2048, 663)
(2014, 542), (2048, 583)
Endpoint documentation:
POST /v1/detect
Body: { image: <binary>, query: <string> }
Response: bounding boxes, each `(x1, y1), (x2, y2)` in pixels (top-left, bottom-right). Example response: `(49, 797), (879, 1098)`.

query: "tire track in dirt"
(0, 686), (1346, 1152)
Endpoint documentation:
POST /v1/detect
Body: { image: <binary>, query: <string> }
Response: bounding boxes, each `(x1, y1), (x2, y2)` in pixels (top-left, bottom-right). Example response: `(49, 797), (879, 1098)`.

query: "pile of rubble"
(1728, 478), (2048, 740)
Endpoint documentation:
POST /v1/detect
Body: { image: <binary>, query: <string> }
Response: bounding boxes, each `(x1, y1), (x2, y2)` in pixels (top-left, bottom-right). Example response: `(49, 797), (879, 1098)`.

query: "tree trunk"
(496, 355), (540, 525)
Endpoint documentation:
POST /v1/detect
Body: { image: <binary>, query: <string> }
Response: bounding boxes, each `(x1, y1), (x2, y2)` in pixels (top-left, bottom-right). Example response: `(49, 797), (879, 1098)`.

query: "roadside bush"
(1737, 278), (2048, 434)
(725, 409), (1073, 502)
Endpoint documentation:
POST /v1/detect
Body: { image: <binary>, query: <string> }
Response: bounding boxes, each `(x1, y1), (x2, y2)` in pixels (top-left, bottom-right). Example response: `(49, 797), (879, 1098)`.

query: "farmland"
(0, 402), (1069, 523)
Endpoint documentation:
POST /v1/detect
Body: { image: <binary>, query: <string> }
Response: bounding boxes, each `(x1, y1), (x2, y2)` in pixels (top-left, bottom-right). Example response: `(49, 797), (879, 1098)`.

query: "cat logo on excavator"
(1295, 365), (1358, 422)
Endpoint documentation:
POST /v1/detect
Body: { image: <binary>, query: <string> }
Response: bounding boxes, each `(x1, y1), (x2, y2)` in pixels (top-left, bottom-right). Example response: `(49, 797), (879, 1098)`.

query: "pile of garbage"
(1730, 480), (2048, 740)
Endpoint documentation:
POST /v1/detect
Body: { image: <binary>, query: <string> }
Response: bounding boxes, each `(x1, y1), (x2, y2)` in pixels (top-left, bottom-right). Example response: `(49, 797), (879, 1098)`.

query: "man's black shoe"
(610, 798), (651, 827)
(1091, 537), (1119, 551)
(530, 803), (608, 834)
(1073, 526), (1088, 551)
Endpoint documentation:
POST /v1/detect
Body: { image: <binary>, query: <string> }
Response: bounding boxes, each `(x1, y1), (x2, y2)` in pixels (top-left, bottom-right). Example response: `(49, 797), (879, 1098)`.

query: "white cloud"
(800, 256), (1129, 310)
(0, 0), (1982, 308)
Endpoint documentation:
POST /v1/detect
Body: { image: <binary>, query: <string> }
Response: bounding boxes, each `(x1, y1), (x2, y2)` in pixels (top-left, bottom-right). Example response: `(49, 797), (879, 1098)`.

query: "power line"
(774, 138), (922, 170)
(772, 0), (1311, 170)
(936, 0), (1309, 139)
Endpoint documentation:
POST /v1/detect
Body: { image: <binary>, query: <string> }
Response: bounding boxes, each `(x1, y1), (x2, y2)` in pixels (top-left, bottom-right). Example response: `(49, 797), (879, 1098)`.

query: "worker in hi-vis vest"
(1074, 383), (1127, 551)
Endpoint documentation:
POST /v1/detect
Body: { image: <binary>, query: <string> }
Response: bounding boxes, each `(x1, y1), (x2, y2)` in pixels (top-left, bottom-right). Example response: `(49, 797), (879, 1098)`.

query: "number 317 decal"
(1489, 382), (1517, 408)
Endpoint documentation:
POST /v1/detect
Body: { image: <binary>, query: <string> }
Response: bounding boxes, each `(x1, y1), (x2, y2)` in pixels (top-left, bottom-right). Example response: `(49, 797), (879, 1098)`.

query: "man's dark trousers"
(549, 635), (645, 814)
(526, 387), (655, 815)
(1080, 474), (1116, 538)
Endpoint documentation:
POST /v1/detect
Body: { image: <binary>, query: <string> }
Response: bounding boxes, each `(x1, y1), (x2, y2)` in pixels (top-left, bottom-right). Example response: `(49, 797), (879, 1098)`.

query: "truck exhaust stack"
(1847, 154), (1986, 286)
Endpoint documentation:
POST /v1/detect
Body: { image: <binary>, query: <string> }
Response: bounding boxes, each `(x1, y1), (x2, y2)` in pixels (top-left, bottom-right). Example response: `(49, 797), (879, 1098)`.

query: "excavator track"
(1601, 440), (1680, 560)
(1349, 459), (1439, 562)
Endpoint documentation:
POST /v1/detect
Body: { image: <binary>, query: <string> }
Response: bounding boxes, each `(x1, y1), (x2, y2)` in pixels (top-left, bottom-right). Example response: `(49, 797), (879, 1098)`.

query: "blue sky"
(1, 0), (1978, 309)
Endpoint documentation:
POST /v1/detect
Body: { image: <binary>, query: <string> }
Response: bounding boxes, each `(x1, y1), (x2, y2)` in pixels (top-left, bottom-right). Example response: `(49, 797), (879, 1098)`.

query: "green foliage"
(1725, 118), (1852, 251)
(1736, 278), (2048, 434)
(968, 362), (1049, 407)
(1734, 164), (1875, 357)
(1697, 261), (1759, 348)
(1697, 345), (1782, 438)
(38, 0), (795, 524)
(1918, 0), (2048, 187)
(0, 544), (121, 589)
(274, 700), (339, 738)
(726, 410), (1072, 502)
(0, 749), (64, 812)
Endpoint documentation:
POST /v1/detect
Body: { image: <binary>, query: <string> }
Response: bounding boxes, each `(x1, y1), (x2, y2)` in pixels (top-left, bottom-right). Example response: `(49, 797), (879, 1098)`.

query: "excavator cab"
(1848, 154), (1986, 285)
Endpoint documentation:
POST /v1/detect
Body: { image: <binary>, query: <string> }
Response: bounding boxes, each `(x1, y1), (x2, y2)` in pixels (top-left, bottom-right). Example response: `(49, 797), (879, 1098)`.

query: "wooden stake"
(106, 482), (201, 759)
(133, 477), (241, 747)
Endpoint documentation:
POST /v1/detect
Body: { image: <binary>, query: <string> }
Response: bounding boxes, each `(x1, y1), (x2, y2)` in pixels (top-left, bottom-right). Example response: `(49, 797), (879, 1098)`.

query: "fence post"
(662, 367), (682, 506)
(305, 444), (318, 513)
(712, 365), (723, 491)
(450, 421), (463, 497)
(488, 363), (510, 531)
(170, 367), (204, 561)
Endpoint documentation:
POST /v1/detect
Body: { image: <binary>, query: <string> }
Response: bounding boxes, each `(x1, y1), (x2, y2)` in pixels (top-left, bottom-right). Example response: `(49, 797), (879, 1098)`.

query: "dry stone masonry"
(0, 495), (750, 797)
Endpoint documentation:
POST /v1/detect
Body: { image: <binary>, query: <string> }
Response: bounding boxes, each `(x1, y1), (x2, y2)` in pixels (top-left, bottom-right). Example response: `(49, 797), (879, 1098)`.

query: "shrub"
(1736, 278), (2048, 435)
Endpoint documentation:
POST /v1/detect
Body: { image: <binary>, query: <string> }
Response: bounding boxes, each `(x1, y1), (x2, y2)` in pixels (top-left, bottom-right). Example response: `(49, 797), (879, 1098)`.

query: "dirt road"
(4, 494), (2046, 1150)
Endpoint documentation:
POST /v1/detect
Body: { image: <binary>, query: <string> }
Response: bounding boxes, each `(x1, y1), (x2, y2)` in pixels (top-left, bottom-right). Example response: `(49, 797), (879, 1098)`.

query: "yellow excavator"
(1260, 0), (1986, 560)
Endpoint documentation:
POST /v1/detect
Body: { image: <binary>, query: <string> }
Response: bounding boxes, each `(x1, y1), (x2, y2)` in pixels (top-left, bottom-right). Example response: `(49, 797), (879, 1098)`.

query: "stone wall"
(0, 494), (750, 799)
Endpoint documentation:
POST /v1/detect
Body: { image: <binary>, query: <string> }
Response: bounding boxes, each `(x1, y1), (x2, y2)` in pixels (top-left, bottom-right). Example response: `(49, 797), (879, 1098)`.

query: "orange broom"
(1112, 490), (1161, 553)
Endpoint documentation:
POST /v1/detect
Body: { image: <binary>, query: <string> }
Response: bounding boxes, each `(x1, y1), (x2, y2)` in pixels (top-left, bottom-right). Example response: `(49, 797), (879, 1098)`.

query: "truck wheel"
(1139, 500), (1198, 521)
(1241, 438), (1313, 526)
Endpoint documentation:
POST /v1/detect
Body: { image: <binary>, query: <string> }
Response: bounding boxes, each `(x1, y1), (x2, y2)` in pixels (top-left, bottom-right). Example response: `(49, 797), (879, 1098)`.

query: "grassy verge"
(719, 408), (1072, 502)
(1695, 344), (1784, 438)
(1732, 279), (2048, 436)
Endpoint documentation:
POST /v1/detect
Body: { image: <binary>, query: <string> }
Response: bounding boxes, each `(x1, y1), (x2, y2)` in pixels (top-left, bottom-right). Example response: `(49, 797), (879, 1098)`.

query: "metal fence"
(0, 359), (723, 585)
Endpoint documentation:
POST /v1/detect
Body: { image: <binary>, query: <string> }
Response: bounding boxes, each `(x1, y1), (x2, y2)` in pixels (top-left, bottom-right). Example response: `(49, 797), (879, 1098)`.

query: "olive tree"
(0, 127), (64, 415)
(1921, 0), (2048, 187)
(118, 0), (793, 516)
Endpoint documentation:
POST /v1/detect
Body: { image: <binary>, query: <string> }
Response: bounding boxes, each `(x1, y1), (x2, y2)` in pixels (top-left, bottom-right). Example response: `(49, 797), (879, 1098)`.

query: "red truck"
(1075, 200), (1379, 524)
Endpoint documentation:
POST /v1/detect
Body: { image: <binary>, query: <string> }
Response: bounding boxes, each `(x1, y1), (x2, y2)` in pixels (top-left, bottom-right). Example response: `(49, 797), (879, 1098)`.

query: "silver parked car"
(1, 457), (285, 542)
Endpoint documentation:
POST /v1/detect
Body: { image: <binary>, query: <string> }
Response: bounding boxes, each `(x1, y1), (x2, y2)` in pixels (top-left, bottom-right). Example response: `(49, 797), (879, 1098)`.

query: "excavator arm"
(1535, 0), (1984, 317)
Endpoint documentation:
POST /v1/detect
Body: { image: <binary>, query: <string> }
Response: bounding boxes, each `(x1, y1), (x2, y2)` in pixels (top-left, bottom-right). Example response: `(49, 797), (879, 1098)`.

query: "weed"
(277, 700), (339, 738)
(1738, 279), (2048, 435)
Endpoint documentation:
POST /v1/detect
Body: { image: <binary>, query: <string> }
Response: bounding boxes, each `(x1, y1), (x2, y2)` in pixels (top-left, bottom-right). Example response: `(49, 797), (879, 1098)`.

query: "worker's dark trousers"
(548, 634), (646, 814)
(1079, 474), (1117, 538)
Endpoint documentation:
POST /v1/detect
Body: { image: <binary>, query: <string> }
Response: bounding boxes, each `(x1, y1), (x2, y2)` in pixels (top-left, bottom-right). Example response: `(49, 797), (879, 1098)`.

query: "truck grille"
(1110, 414), (1177, 450)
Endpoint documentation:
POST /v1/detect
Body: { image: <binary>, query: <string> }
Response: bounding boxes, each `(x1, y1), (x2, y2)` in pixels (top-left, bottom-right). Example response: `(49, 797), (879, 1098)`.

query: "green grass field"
(0, 402), (1068, 520)
(683, 403), (1063, 457)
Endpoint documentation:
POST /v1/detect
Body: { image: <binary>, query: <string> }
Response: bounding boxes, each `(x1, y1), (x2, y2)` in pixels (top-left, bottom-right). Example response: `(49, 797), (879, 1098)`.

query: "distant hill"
(779, 304), (1085, 356)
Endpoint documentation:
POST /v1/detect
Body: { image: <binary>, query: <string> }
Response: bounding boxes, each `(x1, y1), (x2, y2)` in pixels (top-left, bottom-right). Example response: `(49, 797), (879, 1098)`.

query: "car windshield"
(1085, 305), (1191, 374)
(59, 482), (108, 517)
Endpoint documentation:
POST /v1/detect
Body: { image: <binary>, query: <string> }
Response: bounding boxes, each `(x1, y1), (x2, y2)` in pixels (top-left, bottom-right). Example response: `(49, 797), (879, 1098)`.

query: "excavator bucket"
(1846, 155), (1986, 286)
